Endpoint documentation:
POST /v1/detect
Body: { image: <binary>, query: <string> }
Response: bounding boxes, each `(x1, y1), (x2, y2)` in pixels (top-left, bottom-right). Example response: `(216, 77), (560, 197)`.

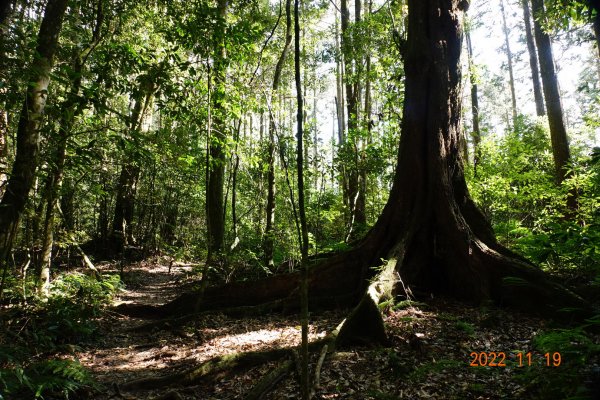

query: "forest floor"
(77, 257), (600, 400)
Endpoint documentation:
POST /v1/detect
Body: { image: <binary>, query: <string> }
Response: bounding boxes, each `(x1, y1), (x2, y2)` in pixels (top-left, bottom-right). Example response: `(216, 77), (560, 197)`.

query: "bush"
(0, 273), (121, 399)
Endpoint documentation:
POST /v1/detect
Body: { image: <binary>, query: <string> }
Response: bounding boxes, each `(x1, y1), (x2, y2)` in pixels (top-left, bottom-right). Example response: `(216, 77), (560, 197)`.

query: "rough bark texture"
(522, 0), (545, 116)
(531, 0), (572, 185)
(120, 0), (590, 332)
(0, 0), (69, 261)
(206, 0), (229, 259)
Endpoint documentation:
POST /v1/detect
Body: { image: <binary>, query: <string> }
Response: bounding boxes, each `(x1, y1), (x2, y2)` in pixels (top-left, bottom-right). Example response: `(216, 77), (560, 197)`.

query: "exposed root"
(243, 359), (293, 400)
(121, 347), (292, 391)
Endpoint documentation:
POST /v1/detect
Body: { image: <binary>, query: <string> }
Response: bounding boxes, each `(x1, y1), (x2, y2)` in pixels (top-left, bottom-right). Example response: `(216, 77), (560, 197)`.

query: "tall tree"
(206, 0), (229, 260)
(0, 0), (15, 195)
(148, 0), (588, 348)
(465, 22), (482, 174)
(522, 0), (546, 116)
(500, 0), (518, 128)
(264, 0), (293, 269)
(38, 0), (106, 294)
(112, 74), (158, 249)
(340, 0), (366, 239)
(294, 0), (309, 397)
(0, 0), (69, 262)
(530, 0), (572, 185)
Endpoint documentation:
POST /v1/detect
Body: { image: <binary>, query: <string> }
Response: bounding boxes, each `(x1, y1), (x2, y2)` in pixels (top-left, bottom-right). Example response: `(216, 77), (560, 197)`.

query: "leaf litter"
(74, 258), (599, 399)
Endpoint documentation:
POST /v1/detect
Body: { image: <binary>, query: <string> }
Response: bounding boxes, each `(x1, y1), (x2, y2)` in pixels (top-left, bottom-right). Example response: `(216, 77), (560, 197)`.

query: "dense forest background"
(0, 0), (599, 398)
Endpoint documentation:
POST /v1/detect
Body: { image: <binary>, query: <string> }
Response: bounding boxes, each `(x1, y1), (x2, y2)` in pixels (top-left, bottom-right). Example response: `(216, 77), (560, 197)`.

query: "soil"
(76, 257), (600, 399)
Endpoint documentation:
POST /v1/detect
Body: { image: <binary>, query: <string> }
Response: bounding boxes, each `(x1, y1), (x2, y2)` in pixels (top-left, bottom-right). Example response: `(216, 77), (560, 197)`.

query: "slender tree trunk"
(591, 0), (600, 57)
(531, 0), (572, 185)
(294, 0), (309, 396)
(0, 0), (68, 264)
(500, 0), (518, 128)
(231, 119), (243, 244)
(112, 87), (154, 249)
(465, 26), (481, 174)
(0, 0), (14, 197)
(38, 0), (104, 295)
(207, 0), (229, 260)
(356, 0), (372, 229)
(334, 2), (346, 141)
(340, 0), (366, 240)
(265, 0), (292, 269)
(112, 163), (140, 247)
(522, 0), (545, 116)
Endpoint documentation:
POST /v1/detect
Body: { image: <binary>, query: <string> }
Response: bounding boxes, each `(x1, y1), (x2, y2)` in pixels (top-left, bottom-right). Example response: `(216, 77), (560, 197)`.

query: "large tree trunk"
(0, 0), (68, 262)
(206, 0), (229, 260)
(122, 0), (589, 332)
(264, 0), (292, 269)
(531, 0), (572, 185)
(522, 0), (545, 116)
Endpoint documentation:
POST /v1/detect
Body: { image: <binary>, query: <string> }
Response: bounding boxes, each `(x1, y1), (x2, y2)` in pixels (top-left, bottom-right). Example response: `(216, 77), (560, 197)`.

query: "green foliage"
(454, 320), (476, 336)
(0, 273), (120, 398)
(0, 359), (95, 400)
(468, 116), (600, 277)
(513, 328), (600, 399)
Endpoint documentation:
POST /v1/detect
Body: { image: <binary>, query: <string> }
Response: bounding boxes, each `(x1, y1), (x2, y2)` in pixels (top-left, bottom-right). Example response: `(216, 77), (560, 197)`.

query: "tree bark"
(112, 87), (154, 250)
(0, 0), (14, 197)
(206, 0), (229, 260)
(531, 0), (572, 185)
(265, 0), (292, 269)
(522, 0), (545, 116)
(294, 0), (309, 395)
(38, 0), (104, 295)
(0, 0), (69, 263)
(590, 0), (600, 57)
(340, 0), (366, 240)
(500, 0), (518, 129)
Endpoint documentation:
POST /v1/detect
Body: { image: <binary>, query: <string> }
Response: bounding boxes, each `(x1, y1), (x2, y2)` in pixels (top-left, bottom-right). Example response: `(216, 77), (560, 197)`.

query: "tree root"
(243, 359), (293, 400)
(120, 287), (391, 396)
(121, 347), (293, 391)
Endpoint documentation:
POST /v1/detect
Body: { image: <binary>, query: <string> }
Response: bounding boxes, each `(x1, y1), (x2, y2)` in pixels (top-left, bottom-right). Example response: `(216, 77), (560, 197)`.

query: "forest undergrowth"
(1, 256), (599, 399)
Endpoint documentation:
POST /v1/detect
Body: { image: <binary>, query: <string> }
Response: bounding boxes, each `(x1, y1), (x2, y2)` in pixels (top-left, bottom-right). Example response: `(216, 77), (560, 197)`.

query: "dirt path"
(77, 258), (342, 399)
(77, 258), (599, 399)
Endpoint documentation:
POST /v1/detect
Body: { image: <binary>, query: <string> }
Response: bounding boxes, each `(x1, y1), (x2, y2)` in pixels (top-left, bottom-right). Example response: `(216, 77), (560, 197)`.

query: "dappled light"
(1, 0), (599, 398)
